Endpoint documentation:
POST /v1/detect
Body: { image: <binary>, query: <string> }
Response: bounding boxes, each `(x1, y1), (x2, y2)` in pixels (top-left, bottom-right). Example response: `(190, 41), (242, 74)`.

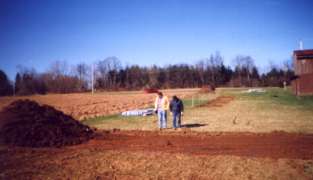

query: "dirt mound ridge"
(200, 96), (234, 107)
(0, 100), (94, 148)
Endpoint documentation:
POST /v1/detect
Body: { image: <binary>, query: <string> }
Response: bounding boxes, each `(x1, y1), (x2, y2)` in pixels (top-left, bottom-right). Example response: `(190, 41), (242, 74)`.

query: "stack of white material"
(244, 88), (266, 93)
(121, 108), (154, 117)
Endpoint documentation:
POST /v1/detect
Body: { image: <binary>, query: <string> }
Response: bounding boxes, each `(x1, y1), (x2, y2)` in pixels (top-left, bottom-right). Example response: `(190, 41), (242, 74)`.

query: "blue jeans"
(173, 112), (181, 128)
(157, 110), (167, 128)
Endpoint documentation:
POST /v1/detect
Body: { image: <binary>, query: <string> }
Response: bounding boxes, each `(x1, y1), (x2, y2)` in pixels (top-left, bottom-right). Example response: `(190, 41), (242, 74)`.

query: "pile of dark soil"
(0, 100), (94, 148)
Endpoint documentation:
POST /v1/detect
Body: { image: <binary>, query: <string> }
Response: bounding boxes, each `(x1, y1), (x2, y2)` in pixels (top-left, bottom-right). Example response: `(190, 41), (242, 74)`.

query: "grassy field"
(238, 88), (313, 109)
(82, 87), (313, 133)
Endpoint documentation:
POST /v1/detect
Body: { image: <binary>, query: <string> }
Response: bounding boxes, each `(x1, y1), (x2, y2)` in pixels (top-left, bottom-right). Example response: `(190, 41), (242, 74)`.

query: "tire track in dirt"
(72, 130), (313, 160)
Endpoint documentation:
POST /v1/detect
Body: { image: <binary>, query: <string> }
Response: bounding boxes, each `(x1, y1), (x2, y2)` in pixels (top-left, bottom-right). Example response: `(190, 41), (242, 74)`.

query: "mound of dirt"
(0, 100), (94, 148)
(143, 88), (159, 94)
(199, 84), (215, 93)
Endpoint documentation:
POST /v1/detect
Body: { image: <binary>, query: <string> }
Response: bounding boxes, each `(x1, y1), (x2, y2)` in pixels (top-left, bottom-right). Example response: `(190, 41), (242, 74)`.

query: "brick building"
(292, 49), (313, 96)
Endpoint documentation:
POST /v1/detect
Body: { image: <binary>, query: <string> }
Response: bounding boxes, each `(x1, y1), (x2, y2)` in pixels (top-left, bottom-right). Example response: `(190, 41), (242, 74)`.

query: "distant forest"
(0, 52), (294, 96)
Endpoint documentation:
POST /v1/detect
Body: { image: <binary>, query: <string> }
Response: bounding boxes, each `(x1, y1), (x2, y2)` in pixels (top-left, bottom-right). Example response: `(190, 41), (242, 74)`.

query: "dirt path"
(200, 95), (234, 107)
(71, 130), (313, 160)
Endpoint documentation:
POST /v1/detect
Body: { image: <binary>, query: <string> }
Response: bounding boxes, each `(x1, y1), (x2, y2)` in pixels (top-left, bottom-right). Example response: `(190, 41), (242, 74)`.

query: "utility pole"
(91, 63), (94, 94)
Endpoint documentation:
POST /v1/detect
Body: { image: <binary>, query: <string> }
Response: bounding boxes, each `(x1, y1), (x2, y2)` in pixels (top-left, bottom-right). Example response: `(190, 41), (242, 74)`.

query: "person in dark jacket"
(169, 95), (184, 129)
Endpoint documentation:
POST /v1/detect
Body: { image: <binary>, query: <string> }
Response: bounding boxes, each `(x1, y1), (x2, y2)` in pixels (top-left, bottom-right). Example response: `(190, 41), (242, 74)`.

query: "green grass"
(82, 113), (155, 126)
(182, 98), (208, 108)
(81, 114), (121, 126)
(237, 87), (313, 109)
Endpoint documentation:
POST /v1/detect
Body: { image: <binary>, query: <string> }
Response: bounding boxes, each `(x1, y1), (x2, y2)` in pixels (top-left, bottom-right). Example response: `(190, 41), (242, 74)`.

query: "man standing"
(154, 92), (169, 130)
(169, 95), (184, 129)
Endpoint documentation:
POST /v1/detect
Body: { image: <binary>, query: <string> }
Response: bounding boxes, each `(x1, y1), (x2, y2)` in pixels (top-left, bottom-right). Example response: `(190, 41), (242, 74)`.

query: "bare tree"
(195, 60), (205, 85)
(96, 56), (122, 89)
(233, 55), (256, 86)
(49, 60), (69, 77)
(206, 51), (224, 85)
(283, 59), (293, 71)
(72, 63), (90, 91)
(14, 66), (46, 95)
(147, 65), (159, 88)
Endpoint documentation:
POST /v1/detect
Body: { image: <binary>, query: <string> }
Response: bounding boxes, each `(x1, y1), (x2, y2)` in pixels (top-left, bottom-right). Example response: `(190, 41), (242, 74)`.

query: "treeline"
(0, 53), (294, 96)
(93, 54), (294, 90)
(13, 61), (90, 95)
(0, 62), (90, 96)
(0, 70), (14, 96)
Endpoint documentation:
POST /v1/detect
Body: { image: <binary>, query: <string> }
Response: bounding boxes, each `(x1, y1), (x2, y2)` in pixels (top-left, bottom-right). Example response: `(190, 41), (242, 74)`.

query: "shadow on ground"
(181, 123), (207, 128)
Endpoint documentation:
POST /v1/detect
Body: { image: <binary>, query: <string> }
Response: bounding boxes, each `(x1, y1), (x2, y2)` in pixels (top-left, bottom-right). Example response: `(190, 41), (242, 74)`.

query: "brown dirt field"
(200, 95), (234, 107)
(0, 89), (197, 120)
(71, 130), (313, 160)
(1, 130), (313, 179)
(1, 88), (313, 179)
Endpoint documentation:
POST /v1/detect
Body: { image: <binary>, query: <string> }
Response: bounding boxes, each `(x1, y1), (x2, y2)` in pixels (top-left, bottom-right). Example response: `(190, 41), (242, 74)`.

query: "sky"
(1, 0), (313, 80)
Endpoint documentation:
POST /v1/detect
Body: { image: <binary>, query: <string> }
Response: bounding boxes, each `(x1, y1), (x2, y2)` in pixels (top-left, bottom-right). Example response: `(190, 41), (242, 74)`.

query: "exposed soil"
(0, 89), (197, 120)
(1, 89), (313, 179)
(199, 84), (215, 93)
(2, 130), (313, 179)
(0, 100), (94, 147)
(76, 130), (313, 160)
(200, 95), (234, 107)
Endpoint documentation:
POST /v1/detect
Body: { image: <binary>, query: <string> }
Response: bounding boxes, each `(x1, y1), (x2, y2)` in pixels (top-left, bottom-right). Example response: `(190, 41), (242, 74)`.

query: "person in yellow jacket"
(154, 92), (169, 130)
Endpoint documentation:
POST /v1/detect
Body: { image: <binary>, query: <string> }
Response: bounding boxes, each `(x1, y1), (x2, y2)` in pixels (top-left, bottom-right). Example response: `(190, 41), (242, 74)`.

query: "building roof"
(294, 49), (313, 60)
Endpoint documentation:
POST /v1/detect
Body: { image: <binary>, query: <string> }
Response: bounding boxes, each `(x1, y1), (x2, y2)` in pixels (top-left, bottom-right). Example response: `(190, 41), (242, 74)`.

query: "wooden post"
(192, 95), (194, 107)
(91, 63), (94, 94)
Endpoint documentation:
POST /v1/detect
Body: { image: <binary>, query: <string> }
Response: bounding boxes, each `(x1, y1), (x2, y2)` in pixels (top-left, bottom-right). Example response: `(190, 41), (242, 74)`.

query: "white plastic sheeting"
(121, 108), (155, 117)
(243, 88), (266, 93)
